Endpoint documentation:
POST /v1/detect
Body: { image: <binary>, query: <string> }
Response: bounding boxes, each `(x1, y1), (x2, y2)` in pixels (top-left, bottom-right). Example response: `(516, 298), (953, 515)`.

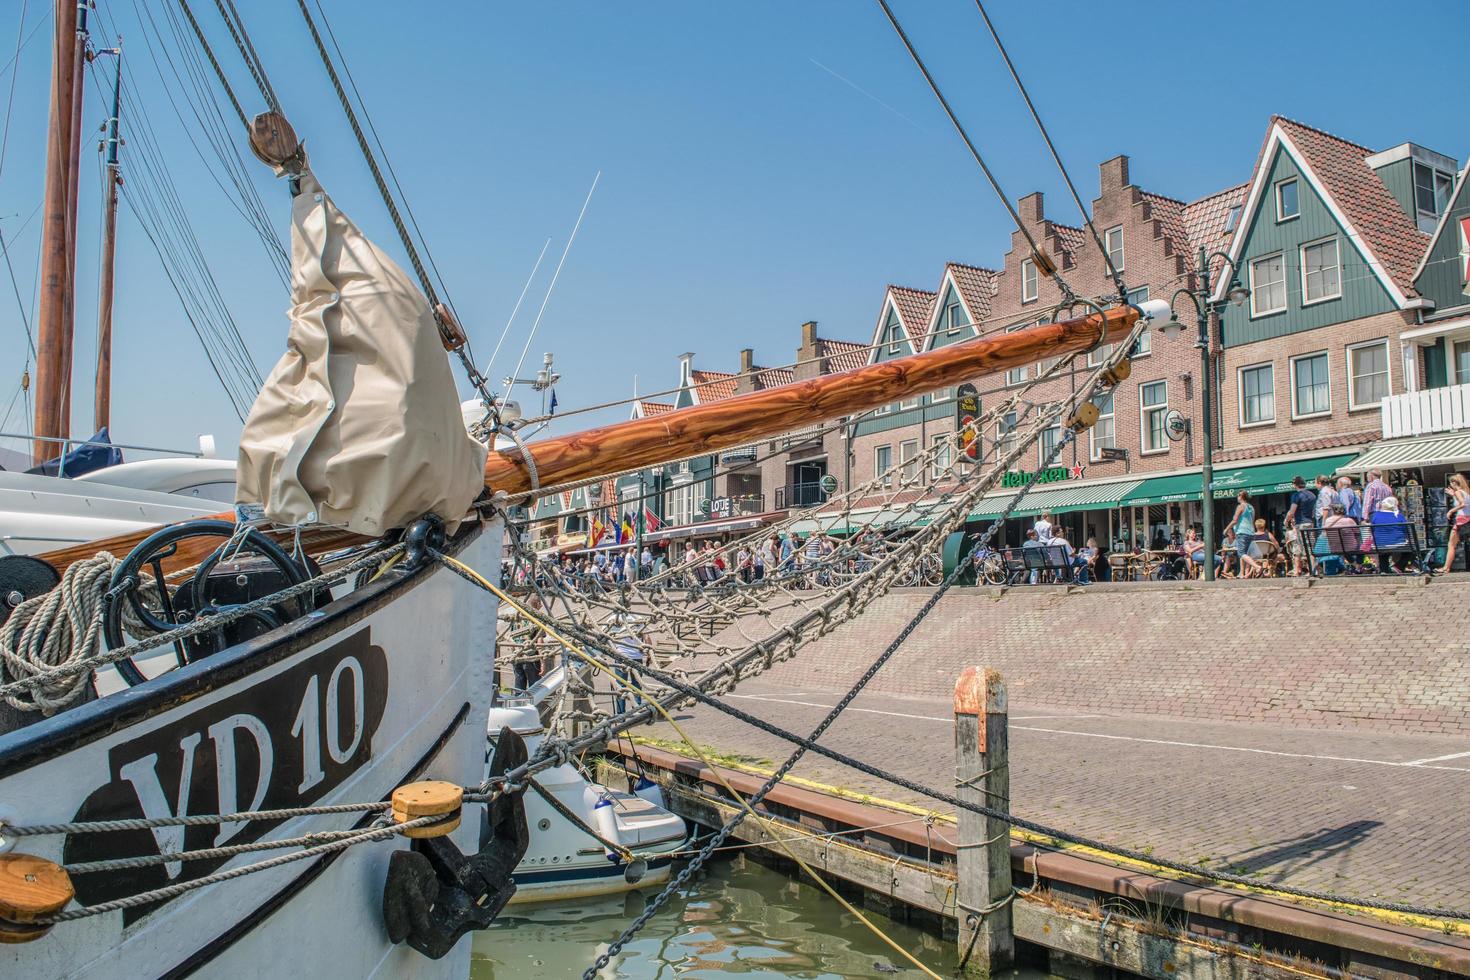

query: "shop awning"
(1207, 453), (1358, 499)
(968, 478), (1142, 520)
(1120, 472), (1202, 506)
(789, 507), (933, 537)
(1338, 432), (1470, 473)
(643, 516), (768, 543)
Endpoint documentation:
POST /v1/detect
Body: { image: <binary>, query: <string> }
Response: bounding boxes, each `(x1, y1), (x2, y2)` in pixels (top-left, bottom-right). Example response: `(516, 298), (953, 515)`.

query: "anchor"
(380, 727), (529, 959)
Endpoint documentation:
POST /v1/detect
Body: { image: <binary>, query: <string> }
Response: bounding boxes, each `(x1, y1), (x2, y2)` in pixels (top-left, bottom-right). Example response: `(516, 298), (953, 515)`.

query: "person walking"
(1439, 473), (1470, 574)
(1337, 476), (1362, 521)
(1033, 511), (1054, 543)
(1230, 490), (1256, 566)
(1284, 476), (1317, 576)
(1313, 475), (1339, 524)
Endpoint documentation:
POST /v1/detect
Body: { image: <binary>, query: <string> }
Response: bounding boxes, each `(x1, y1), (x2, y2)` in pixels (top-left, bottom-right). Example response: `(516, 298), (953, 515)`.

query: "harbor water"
(472, 853), (1051, 978)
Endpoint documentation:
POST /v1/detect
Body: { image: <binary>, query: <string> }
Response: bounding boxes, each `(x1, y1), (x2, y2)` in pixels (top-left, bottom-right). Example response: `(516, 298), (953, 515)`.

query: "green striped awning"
(1207, 453), (1358, 499)
(969, 478), (1142, 519)
(1339, 433), (1470, 472)
(1120, 472), (1202, 506)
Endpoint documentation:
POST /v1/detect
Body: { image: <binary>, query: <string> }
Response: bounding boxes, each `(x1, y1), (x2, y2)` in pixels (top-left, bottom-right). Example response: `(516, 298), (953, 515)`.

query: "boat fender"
(632, 776), (666, 810)
(592, 796), (622, 863)
(381, 727), (530, 959)
(623, 859), (648, 885)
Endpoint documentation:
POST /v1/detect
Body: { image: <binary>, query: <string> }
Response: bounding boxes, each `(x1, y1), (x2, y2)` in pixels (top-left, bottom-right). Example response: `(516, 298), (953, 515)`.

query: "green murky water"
(471, 854), (1050, 978)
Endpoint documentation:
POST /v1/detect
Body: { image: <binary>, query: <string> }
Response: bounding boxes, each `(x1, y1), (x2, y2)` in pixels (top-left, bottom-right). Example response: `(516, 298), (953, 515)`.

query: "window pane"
(900, 439), (919, 481)
(1040, 425), (1060, 464)
(876, 446), (892, 487)
(931, 435), (952, 480)
(1277, 180), (1299, 218)
(1303, 239), (1340, 302)
(1126, 287), (1150, 354)
(1252, 254), (1286, 315)
(1241, 364), (1274, 424)
(1455, 340), (1470, 386)
(1106, 226), (1124, 272)
(1091, 392), (1115, 458)
(1414, 163), (1438, 215)
(1005, 325), (1029, 384)
(1293, 354), (1329, 416)
(1435, 171), (1454, 214)
(997, 411), (1019, 459)
(1022, 260), (1037, 301)
(1350, 342), (1389, 407)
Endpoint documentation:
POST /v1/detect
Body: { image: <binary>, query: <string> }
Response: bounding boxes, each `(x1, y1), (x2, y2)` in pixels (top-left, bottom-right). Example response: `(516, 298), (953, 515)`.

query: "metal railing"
(774, 481), (830, 509)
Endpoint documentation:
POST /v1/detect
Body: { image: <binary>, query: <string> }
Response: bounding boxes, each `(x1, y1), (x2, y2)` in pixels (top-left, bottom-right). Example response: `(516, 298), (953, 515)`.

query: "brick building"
(542, 115), (1469, 567)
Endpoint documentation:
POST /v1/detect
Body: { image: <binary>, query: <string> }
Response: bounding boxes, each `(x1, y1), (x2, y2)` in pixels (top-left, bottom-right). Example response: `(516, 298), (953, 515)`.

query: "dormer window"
(1275, 179), (1299, 221)
(1414, 162), (1454, 225)
(1021, 259), (1038, 302)
(944, 299), (964, 334)
(1223, 205), (1242, 234)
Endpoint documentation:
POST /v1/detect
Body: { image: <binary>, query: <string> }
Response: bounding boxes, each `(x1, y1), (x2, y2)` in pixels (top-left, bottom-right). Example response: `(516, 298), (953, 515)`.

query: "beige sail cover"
(235, 172), (487, 536)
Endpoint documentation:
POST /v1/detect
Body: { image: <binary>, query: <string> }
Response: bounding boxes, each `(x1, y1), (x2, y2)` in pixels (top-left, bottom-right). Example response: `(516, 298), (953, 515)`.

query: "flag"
(549, 389), (559, 415)
(621, 513), (636, 543)
(589, 516), (607, 548)
(643, 503), (662, 533)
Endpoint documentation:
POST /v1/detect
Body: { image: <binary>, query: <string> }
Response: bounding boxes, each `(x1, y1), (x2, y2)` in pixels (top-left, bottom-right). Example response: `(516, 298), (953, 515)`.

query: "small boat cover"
(236, 172), (487, 536)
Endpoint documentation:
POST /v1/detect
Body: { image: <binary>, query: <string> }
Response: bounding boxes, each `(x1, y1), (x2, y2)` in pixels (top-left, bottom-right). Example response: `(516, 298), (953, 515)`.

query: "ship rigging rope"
(969, 0), (1128, 304)
(873, 0), (1075, 302)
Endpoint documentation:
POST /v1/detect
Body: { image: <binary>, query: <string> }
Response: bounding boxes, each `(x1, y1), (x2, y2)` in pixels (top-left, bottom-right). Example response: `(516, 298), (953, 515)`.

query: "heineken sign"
(1001, 464), (1084, 488)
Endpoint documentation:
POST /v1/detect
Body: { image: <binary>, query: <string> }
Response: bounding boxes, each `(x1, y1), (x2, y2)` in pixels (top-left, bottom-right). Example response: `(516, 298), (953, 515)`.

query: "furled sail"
(236, 172), (487, 536)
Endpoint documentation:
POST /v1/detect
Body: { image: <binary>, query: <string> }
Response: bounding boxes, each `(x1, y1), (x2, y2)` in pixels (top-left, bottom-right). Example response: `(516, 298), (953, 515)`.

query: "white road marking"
(724, 694), (1470, 773)
(1404, 750), (1470, 766)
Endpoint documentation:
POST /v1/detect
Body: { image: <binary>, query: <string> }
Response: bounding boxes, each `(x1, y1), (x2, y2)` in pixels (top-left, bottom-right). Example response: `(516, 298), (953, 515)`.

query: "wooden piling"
(954, 666), (1012, 975)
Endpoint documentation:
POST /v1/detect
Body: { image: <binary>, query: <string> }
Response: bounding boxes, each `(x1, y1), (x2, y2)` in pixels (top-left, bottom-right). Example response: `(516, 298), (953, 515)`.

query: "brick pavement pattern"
(716, 578), (1470, 735)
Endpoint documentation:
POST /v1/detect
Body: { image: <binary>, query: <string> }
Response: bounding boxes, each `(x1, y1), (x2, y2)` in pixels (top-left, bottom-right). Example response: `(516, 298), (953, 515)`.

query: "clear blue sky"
(2, 0), (1467, 457)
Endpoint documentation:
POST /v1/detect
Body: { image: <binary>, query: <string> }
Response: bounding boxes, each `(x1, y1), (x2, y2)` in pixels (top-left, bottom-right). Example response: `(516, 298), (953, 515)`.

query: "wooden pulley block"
(1100, 358), (1131, 386)
(1065, 401), (1100, 433)
(248, 111), (306, 174)
(434, 304), (468, 353)
(1029, 249), (1057, 278)
(0, 853), (74, 944)
(391, 780), (463, 839)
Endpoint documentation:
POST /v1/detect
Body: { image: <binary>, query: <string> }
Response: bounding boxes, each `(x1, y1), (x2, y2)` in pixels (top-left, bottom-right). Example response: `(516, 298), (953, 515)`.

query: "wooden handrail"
(483, 304), (1139, 497)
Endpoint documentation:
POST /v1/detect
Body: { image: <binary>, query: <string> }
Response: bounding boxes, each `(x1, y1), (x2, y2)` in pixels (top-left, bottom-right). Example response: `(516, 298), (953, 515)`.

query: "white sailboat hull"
(0, 522), (501, 978)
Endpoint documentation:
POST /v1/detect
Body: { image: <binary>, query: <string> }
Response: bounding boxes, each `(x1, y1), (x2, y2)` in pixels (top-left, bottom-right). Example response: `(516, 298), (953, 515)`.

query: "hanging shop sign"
(819, 474), (839, 495)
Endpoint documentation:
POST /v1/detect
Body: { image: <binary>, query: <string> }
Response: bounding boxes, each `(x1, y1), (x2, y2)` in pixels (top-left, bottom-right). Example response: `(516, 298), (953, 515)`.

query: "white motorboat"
(488, 704), (688, 905)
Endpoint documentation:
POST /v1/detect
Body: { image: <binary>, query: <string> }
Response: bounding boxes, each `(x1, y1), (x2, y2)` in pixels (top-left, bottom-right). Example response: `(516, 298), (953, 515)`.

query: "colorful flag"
(549, 389), (559, 415)
(589, 516), (607, 548)
(621, 513), (636, 543)
(643, 503), (663, 533)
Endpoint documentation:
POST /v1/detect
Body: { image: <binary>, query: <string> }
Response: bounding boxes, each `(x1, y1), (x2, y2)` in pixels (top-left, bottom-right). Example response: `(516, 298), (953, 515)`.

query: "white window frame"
(1413, 161), (1454, 222)
(1455, 339), (1470, 386)
(1289, 350), (1332, 420)
(1021, 258), (1038, 303)
(1104, 225), (1125, 273)
(873, 403), (891, 416)
(1249, 251), (1287, 318)
(1038, 424), (1061, 466)
(944, 299), (965, 334)
(1126, 286), (1150, 356)
(663, 480), (695, 527)
(1139, 380), (1168, 455)
(874, 444), (893, 488)
(996, 411), (1019, 461)
(1004, 324), (1029, 385)
(930, 387), (953, 403)
(930, 434), (952, 482)
(899, 438), (919, 482)
(1299, 235), (1341, 306)
(898, 396), (921, 411)
(1346, 338), (1391, 412)
(1236, 361), (1276, 429)
(1274, 178), (1300, 222)
(1088, 391), (1116, 462)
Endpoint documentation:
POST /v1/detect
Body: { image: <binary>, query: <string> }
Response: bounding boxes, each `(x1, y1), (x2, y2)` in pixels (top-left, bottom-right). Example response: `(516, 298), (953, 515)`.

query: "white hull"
(0, 470), (222, 556)
(0, 522), (501, 978)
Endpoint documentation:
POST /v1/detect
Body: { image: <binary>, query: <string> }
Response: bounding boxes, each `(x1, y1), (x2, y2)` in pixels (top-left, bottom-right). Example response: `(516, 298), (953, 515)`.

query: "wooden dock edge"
(601, 743), (1470, 980)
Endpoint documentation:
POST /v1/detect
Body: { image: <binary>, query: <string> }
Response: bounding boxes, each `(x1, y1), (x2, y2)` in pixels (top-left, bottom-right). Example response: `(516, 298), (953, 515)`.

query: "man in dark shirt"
(1285, 475), (1317, 575)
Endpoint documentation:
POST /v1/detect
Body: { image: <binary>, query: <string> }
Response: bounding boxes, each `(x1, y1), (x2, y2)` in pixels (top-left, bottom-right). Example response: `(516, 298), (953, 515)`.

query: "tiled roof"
(1049, 223), (1084, 260)
(947, 263), (999, 325)
(1214, 430), (1373, 464)
(1272, 116), (1427, 296)
(819, 338), (869, 373)
(1139, 190), (1189, 257)
(639, 400), (675, 417)
(1183, 182), (1248, 258)
(690, 369), (738, 403)
(750, 365), (796, 389)
(889, 286), (937, 336)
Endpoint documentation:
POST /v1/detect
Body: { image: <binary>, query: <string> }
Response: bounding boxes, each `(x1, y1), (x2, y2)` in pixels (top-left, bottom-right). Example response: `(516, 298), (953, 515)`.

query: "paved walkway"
(644, 682), (1470, 912)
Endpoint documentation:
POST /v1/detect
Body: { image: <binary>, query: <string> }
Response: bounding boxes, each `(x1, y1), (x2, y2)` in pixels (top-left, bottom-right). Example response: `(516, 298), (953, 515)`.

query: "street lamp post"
(1164, 248), (1249, 582)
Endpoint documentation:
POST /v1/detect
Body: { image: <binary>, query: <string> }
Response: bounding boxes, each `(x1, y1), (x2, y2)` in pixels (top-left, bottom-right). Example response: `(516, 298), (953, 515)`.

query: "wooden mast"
(31, 0), (82, 466)
(35, 305), (1139, 574)
(482, 304), (1140, 497)
(93, 41), (123, 434)
(59, 1), (88, 445)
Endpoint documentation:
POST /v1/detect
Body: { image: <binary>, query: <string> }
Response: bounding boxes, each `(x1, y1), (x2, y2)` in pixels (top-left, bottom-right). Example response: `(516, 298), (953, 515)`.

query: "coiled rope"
(0, 554), (117, 714)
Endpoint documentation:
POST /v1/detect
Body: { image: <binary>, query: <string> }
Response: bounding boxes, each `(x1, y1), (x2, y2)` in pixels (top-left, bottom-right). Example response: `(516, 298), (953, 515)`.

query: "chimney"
(796, 321), (822, 381)
(1100, 154), (1129, 192)
(677, 352), (695, 388)
(735, 347), (757, 394)
(1017, 191), (1044, 226)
